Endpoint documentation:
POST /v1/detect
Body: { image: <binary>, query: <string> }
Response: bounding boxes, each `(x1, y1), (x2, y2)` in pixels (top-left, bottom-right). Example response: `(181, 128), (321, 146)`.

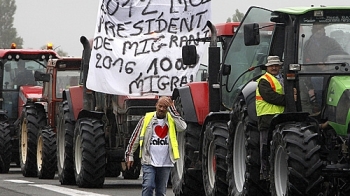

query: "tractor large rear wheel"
(19, 106), (46, 177)
(57, 100), (76, 185)
(171, 96), (205, 196)
(0, 122), (12, 173)
(37, 128), (57, 179)
(202, 121), (229, 196)
(171, 123), (204, 195)
(74, 118), (106, 188)
(270, 123), (324, 195)
(227, 100), (269, 196)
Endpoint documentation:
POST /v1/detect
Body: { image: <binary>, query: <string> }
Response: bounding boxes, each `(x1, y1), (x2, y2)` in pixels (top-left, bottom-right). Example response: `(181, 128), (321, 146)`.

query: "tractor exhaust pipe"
(207, 21), (218, 47)
(206, 21), (221, 112)
(80, 36), (95, 111)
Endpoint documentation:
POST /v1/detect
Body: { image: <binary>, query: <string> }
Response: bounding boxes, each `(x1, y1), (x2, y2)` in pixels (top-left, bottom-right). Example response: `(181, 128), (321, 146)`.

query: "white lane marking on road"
(29, 184), (111, 196)
(4, 180), (34, 183)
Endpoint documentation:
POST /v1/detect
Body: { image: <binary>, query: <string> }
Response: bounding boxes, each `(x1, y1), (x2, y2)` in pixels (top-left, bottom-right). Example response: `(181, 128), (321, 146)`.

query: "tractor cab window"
(299, 23), (350, 64)
(221, 7), (273, 109)
(56, 70), (80, 98)
(1, 59), (46, 120)
(3, 59), (46, 89)
(298, 18), (350, 114)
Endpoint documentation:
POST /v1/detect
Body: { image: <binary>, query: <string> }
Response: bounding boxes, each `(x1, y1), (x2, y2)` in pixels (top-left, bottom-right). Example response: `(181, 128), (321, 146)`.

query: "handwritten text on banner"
(87, 0), (211, 96)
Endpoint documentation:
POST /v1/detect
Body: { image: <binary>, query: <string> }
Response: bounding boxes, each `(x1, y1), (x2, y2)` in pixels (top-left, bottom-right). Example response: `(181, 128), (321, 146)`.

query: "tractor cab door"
(1, 60), (19, 121)
(220, 7), (273, 109)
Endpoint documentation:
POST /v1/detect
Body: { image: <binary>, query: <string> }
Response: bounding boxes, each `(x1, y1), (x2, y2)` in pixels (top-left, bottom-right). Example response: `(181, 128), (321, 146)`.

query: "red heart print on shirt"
(155, 125), (168, 138)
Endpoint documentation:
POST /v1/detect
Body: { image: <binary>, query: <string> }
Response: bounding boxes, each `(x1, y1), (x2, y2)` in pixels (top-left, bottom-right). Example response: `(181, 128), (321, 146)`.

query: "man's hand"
(319, 121), (329, 129)
(126, 161), (134, 170)
(163, 97), (174, 108)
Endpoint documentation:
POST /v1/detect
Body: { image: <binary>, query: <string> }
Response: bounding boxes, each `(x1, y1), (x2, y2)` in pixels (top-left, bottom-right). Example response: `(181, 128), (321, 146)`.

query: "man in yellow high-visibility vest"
(256, 56), (289, 180)
(125, 96), (186, 196)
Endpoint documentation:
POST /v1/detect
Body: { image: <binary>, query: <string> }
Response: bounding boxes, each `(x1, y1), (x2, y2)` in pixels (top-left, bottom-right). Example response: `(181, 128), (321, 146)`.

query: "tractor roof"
(274, 6), (350, 15)
(0, 49), (59, 59)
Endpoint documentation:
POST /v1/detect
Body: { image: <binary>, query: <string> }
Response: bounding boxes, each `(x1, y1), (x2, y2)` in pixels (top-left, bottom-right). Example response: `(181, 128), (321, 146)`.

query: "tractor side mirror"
(34, 71), (50, 82)
(201, 70), (208, 81)
(222, 64), (231, 76)
(244, 23), (260, 46)
(182, 45), (197, 65)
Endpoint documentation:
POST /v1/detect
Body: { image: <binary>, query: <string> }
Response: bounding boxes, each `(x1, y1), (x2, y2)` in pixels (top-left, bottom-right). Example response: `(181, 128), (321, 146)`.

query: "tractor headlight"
(289, 64), (301, 71)
(127, 115), (142, 122)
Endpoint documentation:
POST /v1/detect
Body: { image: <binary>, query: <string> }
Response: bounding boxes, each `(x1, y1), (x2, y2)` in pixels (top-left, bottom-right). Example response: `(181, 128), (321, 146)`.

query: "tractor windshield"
(1, 59), (46, 120)
(299, 23), (350, 64)
(221, 7), (273, 109)
(56, 70), (80, 98)
(3, 59), (46, 89)
(297, 11), (350, 114)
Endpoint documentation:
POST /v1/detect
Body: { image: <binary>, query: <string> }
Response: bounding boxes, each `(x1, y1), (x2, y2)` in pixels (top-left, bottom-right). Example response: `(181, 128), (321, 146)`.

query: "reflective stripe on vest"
(256, 72), (284, 116)
(139, 112), (180, 160)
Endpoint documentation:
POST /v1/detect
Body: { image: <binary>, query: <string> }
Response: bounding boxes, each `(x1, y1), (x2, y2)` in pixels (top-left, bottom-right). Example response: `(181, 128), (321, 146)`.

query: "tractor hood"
(325, 76), (350, 136)
(17, 86), (43, 119)
(19, 86), (43, 100)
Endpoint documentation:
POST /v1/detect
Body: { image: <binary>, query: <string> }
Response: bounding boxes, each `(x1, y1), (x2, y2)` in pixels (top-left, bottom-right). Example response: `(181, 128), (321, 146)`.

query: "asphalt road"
(0, 165), (174, 196)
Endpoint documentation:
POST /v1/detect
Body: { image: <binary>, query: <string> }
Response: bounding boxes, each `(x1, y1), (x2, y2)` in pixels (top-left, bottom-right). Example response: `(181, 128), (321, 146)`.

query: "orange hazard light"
(47, 43), (53, 50)
(11, 43), (16, 49)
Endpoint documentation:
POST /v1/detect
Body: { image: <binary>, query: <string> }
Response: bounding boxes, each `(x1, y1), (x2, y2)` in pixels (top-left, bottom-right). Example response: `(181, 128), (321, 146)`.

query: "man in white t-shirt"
(125, 96), (187, 196)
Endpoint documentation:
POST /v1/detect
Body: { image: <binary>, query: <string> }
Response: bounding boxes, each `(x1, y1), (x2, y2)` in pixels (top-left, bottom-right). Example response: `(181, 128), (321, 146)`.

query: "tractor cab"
(0, 48), (59, 173)
(237, 6), (350, 195)
(0, 50), (58, 121)
(243, 7), (350, 134)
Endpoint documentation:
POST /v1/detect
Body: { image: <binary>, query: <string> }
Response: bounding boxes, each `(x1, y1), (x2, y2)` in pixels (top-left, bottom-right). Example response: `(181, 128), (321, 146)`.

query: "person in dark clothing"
(304, 24), (347, 63)
(302, 24), (348, 113)
(13, 61), (36, 86)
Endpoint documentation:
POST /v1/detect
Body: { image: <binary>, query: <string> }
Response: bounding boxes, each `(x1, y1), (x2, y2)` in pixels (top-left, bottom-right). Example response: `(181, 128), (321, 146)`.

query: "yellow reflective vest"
(139, 112), (180, 160)
(256, 72), (284, 116)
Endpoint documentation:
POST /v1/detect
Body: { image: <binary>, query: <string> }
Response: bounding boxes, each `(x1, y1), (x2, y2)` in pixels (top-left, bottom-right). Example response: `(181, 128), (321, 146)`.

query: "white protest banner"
(87, 0), (211, 96)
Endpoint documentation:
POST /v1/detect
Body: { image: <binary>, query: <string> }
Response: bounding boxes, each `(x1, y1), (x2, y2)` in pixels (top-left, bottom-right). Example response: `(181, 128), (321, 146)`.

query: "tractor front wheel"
(227, 99), (269, 196)
(270, 123), (324, 196)
(37, 128), (56, 179)
(171, 94), (205, 195)
(19, 106), (46, 177)
(74, 118), (106, 188)
(57, 100), (76, 185)
(0, 122), (12, 173)
(202, 121), (229, 196)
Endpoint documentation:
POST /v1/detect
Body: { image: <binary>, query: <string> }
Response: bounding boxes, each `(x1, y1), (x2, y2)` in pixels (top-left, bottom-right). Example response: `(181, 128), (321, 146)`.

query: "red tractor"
(170, 22), (240, 196)
(56, 36), (159, 187)
(0, 46), (59, 174)
(31, 57), (81, 179)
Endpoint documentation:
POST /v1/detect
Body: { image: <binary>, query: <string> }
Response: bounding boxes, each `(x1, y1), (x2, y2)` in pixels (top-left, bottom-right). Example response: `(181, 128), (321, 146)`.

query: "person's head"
(265, 56), (283, 76)
(311, 24), (326, 37)
(17, 60), (26, 70)
(156, 96), (170, 119)
(69, 76), (79, 86)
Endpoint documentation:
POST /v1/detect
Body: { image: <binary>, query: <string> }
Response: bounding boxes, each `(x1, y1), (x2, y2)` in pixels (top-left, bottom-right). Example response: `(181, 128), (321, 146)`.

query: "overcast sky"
(14, 0), (350, 57)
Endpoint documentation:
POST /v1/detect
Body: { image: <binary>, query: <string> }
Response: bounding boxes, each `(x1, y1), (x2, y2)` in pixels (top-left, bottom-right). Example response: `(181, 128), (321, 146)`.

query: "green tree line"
(227, 9), (245, 22)
(0, 0), (23, 48)
(0, 0), (67, 56)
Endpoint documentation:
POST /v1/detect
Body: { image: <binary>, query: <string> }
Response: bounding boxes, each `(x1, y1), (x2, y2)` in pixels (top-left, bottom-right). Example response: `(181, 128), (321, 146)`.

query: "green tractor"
(228, 6), (350, 196)
(179, 5), (350, 196)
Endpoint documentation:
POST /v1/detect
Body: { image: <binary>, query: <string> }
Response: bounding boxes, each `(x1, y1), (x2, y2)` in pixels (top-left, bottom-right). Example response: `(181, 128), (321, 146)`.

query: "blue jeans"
(142, 165), (172, 196)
